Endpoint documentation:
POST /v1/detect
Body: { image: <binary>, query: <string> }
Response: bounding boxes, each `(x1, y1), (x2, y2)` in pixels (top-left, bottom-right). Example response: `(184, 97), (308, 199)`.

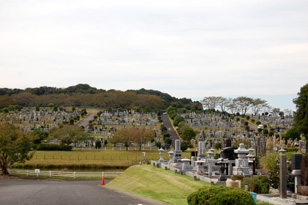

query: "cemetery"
(149, 134), (308, 204)
(1, 84), (308, 205)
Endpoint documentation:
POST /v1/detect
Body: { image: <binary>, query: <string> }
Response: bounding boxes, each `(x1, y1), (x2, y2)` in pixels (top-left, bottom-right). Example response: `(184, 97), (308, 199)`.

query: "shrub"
(285, 147), (298, 152)
(243, 176), (270, 194)
(231, 175), (245, 181)
(215, 142), (222, 150)
(164, 137), (172, 145)
(95, 141), (102, 149)
(283, 127), (301, 140)
(181, 141), (189, 152)
(246, 116), (250, 120)
(260, 153), (280, 188)
(244, 122), (248, 126)
(169, 111), (177, 120)
(251, 119), (255, 123)
(37, 144), (73, 151)
(160, 125), (167, 132)
(155, 141), (161, 148)
(256, 121), (261, 125)
(173, 115), (185, 126)
(187, 185), (254, 205)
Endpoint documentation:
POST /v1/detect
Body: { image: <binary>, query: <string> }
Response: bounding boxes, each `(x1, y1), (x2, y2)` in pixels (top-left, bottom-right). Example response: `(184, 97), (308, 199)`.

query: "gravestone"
(225, 138), (231, 147)
(292, 154), (303, 170)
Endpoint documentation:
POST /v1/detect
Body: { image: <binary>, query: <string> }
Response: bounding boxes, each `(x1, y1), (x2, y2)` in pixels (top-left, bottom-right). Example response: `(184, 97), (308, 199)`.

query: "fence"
(9, 169), (122, 179)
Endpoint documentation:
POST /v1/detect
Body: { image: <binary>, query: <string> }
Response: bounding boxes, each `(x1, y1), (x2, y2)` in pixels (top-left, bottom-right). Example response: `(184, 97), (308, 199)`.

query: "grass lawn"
(14, 149), (191, 169)
(106, 165), (210, 205)
(106, 165), (272, 205)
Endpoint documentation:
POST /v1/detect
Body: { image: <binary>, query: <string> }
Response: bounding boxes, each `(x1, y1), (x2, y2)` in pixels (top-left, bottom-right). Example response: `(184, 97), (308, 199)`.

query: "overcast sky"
(0, 0), (307, 110)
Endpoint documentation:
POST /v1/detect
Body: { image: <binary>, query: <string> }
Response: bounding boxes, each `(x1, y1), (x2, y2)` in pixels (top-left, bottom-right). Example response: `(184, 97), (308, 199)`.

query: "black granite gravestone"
(220, 147), (238, 160)
(225, 138), (231, 147)
(292, 153), (303, 170)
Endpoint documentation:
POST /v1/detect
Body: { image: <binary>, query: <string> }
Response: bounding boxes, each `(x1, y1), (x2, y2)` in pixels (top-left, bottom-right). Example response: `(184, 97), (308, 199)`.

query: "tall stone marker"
(279, 148), (287, 198)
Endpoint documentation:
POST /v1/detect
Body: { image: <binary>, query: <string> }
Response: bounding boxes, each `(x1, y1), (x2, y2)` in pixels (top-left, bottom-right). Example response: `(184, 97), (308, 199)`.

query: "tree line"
(201, 96), (293, 116)
(0, 84), (202, 111)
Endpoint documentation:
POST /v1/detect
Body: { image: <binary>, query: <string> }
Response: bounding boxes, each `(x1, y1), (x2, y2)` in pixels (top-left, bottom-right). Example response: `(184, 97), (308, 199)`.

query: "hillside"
(0, 84), (202, 111)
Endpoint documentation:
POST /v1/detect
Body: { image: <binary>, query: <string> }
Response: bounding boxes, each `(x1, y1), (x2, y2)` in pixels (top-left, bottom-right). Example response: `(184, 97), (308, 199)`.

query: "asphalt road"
(0, 179), (158, 205)
(161, 113), (180, 149)
(75, 113), (96, 127)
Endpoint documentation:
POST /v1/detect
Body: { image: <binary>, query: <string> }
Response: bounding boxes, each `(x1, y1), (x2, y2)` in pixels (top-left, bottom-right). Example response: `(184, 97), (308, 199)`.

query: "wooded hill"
(0, 84), (202, 111)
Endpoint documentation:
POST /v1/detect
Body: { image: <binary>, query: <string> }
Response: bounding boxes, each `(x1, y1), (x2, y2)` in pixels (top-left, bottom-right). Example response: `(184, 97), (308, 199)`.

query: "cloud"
(0, 0), (307, 110)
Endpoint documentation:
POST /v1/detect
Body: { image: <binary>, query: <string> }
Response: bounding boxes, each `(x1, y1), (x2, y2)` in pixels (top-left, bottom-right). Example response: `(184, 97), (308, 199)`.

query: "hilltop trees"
(0, 84), (203, 111)
(0, 122), (37, 175)
(201, 96), (269, 115)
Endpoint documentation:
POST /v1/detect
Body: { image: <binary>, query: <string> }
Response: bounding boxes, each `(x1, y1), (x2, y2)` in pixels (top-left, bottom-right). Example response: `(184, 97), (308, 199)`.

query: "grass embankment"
(107, 165), (272, 205)
(13, 150), (191, 169)
(106, 165), (210, 205)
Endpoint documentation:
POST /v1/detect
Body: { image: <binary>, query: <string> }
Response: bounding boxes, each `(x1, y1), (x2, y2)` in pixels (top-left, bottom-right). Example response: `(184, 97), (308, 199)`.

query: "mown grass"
(14, 149), (191, 169)
(106, 165), (272, 205)
(106, 165), (210, 205)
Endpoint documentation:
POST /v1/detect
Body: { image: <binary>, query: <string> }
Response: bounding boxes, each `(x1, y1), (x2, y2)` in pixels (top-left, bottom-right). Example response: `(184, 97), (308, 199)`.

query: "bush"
(256, 121), (261, 125)
(187, 185), (254, 205)
(95, 141), (102, 149)
(251, 119), (255, 123)
(246, 116), (250, 120)
(243, 176), (270, 194)
(160, 125), (167, 133)
(169, 110), (177, 120)
(285, 147), (298, 152)
(164, 137), (172, 145)
(173, 115), (185, 126)
(283, 127), (301, 140)
(260, 153), (280, 188)
(244, 121), (248, 126)
(155, 141), (161, 148)
(181, 141), (189, 152)
(215, 142), (221, 150)
(37, 144), (73, 151)
(231, 175), (245, 181)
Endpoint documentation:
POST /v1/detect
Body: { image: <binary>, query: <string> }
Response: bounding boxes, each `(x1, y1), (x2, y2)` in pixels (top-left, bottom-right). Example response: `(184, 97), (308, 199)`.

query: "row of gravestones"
(4, 108), (81, 132)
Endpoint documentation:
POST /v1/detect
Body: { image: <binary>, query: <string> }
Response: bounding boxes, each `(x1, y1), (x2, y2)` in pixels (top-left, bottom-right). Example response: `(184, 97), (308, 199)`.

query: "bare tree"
(217, 97), (231, 112)
(201, 96), (221, 110)
(251, 98), (269, 115)
(226, 98), (239, 114)
(233, 96), (254, 114)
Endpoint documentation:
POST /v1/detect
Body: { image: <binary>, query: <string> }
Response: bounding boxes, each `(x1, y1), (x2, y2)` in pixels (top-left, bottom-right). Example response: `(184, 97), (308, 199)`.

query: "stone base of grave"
(216, 181), (226, 186)
(297, 186), (308, 196)
(169, 163), (180, 167)
(226, 180), (241, 188)
(161, 163), (170, 170)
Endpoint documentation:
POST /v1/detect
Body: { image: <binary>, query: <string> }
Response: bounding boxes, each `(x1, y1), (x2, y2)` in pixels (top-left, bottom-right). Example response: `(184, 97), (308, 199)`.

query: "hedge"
(187, 185), (255, 205)
(37, 144), (73, 151)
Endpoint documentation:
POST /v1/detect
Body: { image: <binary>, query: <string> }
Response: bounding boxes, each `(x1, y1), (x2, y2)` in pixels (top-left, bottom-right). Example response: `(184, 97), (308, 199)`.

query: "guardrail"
(9, 169), (122, 179)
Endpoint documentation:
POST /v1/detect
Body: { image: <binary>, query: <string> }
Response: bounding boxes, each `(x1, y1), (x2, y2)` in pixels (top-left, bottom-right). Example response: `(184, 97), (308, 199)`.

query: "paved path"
(0, 179), (160, 205)
(75, 113), (96, 127)
(161, 113), (180, 149)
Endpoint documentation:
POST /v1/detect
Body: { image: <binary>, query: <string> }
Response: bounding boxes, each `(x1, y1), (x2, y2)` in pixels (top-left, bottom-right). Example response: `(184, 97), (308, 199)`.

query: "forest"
(0, 84), (202, 111)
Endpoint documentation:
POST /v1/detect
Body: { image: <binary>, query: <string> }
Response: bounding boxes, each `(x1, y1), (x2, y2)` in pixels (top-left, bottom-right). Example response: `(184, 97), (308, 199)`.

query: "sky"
(0, 0), (307, 111)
